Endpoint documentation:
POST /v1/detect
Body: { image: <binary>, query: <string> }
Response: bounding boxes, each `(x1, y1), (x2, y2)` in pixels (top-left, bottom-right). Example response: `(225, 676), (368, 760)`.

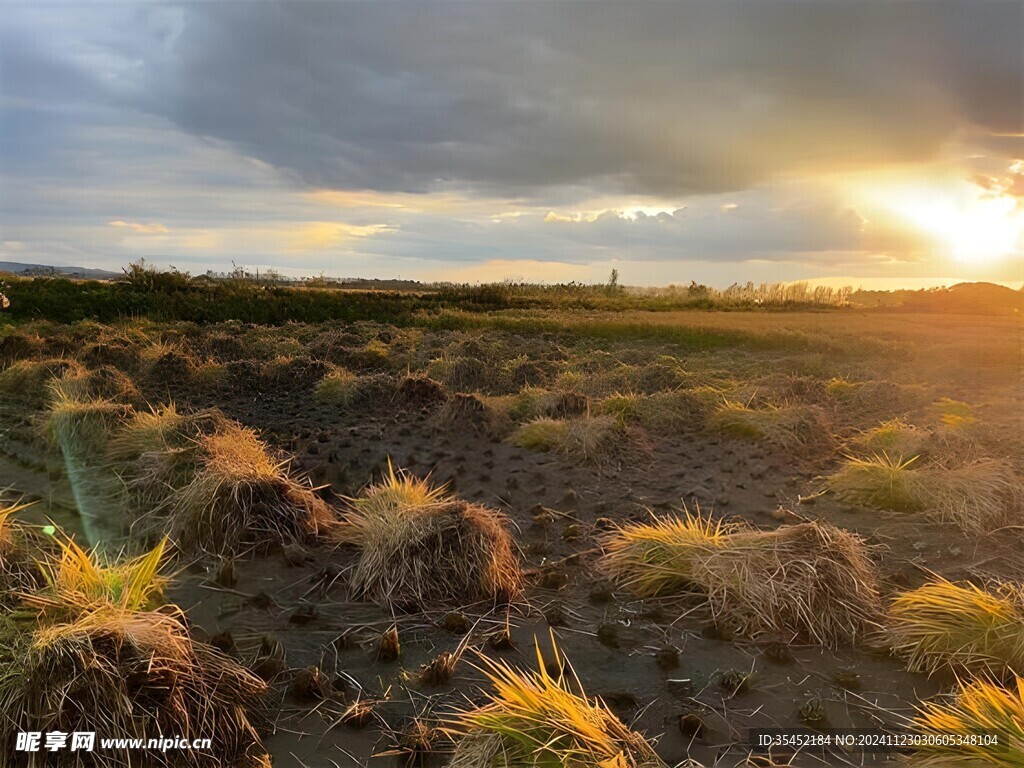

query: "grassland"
(0, 270), (1020, 766)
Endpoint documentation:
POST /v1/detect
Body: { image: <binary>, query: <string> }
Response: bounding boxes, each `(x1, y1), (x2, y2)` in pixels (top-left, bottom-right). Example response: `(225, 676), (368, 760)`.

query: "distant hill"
(853, 282), (1022, 314)
(0, 261), (119, 279)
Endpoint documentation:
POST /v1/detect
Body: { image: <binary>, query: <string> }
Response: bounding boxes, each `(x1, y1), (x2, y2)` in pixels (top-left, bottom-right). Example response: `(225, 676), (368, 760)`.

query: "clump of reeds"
(852, 419), (929, 459)
(911, 678), (1024, 766)
(828, 453), (1019, 533)
(51, 365), (141, 404)
(342, 462), (521, 610)
(444, 637), (666, 768)
(0, 357), (84, 406)
(600, 390), (701, 432)
(601, 508), (736, 597)
(437, 393), (511, 438)
(426, 355), (489, 393)
(508, 415), (625, 462)
(26, 535), (168, 620)
(492, 386), (588, 422)
(888, 579), (1024, 678)
(0, 606), (268, 767)
(708, 400), (829, 449)
(828, 452), (924, 512)
(601, 510), (882, 647)
(314, 367), (385, 407)
(166, 422), (339, 554)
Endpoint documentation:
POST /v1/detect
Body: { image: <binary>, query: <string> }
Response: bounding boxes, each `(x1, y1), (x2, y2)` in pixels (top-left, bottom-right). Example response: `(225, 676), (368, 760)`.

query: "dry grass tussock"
(314, 366), (362, 405)
(342, 462), (521, 610)
(828, 452), (1019, 533)
(45, 389), (133, 547)
(166, 423), (340, 554)
(0, 500), (53, 604)
(508, 415), (628, 463)
(445, 637), (666, 768)
(486, 386), (588, 423)
(0, 606), (268, 767)
(106, 405), (337, 553)
(888, 579), (1024, 678)
(25, 535), (168, 621)
(708, 399), (830, 449)
(599, 390), (702, 432)
(0, 357), (85, 405)
(601, 510), (882, 647)
(911, 678), (1024, 767)
(437, 393), (514, 438)
(50, 364), (141, 404)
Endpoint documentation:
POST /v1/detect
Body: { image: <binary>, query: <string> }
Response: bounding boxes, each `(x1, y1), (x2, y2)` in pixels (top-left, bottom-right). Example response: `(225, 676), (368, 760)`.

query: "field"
(0, 276), (1021, 767)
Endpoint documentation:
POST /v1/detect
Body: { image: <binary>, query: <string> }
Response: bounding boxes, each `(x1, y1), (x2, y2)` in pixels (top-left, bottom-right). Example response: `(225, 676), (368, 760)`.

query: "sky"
(1, 1), (1023, 288)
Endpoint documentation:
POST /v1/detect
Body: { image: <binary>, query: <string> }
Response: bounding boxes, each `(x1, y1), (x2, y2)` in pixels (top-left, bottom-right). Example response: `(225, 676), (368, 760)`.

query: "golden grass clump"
(27, 536), (168, 620)
(445, 638), (666, 768)
(166, 423), (339, 554)
(911, 678), (1024, 767)
(828, 452), (924, 513)
(426, 355), (489, 392)
(314, 367), (361, 405)
(601, 509), (736, 597)
(888, 579), (1024, 678)
(852, 419), (929, 459)
(600, 390), (701, 432)
(342, 463), (521, 610)
(708, 400), (829, 448)
(0, 357), (85, 405)
(107, 402), (192, 460)
(601, 512), (882, 647)
(828, 453), (1019, 533)
(508, 415), (625, 462)
(0, 607), (269, 767)
(491, 386), (588, 423)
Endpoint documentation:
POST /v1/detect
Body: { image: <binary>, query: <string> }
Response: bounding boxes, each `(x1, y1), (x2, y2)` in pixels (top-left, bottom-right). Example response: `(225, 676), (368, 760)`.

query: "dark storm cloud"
(119, 0), (1022, 200)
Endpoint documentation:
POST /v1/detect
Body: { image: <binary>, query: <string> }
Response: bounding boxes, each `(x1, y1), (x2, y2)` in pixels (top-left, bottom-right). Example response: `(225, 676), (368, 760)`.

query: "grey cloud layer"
(117, 1), (1023, 199)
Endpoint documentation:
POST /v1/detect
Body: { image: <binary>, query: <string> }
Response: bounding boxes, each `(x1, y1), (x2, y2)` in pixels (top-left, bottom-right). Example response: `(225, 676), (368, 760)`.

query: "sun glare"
(870, 181), (1023, 265)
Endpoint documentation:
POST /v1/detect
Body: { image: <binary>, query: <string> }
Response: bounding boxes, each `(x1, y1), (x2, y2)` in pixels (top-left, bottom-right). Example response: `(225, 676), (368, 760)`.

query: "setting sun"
(869, 181), (1023, 265)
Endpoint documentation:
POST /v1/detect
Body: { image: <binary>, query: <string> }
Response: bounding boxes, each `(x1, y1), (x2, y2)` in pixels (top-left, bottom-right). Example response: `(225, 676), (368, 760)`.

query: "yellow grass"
(912, 678), (1024, 767)
(28, 536), (168, 618)
(167, 422), (339, 553)
(829, 453), (1019, 533)
(600, 508), (736, 597)
(343, 462), (521, 609)
(888, 579), (1024, 678)
(445, 636), (665, 768)
(1, 606), (268, 768)
(602, 511), (882, 647)
(508, 416), (623, 462)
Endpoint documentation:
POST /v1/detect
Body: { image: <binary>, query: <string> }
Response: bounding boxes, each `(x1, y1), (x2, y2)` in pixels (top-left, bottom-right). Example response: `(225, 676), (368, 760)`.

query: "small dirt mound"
(395, 375), (449, 410)
(437, 393), (508, 437)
